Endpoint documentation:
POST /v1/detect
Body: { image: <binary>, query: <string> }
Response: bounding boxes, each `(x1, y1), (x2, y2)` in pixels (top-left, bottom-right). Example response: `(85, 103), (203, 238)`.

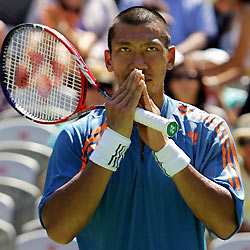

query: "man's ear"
(167, 45), (175, 70)
(104, 50), (113, 72)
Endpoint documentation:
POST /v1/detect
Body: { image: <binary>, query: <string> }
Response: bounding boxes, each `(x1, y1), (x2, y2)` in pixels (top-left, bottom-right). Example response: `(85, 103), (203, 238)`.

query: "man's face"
(105, 22), (174, 99)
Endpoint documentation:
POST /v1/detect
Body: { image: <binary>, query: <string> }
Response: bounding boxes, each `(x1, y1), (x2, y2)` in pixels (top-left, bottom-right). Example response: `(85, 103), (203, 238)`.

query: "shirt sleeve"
(197, 115), (244, 237)
(38, 124), (84, 227)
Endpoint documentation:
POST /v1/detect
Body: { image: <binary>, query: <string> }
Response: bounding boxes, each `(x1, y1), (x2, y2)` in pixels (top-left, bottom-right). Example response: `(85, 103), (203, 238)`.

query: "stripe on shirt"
(177, 104), (241, 191)
(210, 118), (241, 191)
(79, 119), (107, 171)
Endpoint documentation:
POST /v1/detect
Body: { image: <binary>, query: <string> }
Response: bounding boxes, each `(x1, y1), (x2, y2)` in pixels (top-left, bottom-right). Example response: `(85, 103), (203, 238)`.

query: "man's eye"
(120, 47), (130, 52)
(147, 47), (157, 52)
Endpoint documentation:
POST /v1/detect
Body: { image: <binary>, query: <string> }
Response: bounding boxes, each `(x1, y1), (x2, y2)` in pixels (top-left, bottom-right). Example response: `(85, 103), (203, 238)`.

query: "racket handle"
(134, 107), (178, 137)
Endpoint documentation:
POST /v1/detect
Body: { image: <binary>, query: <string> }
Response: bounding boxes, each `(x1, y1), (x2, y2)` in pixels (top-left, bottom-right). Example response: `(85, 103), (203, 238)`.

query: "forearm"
(202, 57), (244, 76)
(173, 164), (238, 239)
(176, 32), (207, 55)
(42, 162), (112, 244)
(203, 66), (243, 87)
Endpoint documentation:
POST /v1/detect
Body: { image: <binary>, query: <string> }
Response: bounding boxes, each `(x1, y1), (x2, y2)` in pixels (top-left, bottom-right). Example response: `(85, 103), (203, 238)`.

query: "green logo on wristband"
(167, 122), (178, 137)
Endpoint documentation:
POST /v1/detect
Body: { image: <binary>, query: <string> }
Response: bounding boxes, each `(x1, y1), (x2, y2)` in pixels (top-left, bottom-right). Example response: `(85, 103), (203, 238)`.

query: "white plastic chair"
(0, 218), (16, 250)
(0, 117), (58, 145)
(210, 232), (250, 250)
(16, 229), (78, 250)
(0, 176), (41, 235)
(0, 140), (52, 174)
(0, 108), (19, 121)
(0, 192), (15, 223)
(0, 152), (40, 185)
(21, 218), (43, 234)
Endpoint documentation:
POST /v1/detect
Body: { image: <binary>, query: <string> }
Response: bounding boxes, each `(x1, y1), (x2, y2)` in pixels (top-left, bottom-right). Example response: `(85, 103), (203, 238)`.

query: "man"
(39, 7), (244, 250)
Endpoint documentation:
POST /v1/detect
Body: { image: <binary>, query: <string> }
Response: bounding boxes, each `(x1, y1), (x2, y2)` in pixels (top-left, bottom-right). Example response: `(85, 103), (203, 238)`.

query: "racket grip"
(134, 107), (178, 137)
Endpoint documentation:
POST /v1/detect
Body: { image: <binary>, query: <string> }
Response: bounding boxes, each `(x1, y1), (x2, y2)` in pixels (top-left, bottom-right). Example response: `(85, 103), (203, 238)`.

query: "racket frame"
(0, 23), (110, 124)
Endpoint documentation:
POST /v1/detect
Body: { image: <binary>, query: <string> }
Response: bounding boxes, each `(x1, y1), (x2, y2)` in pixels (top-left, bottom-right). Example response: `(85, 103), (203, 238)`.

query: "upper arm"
(39, 127), (84, 221)
(197, 116), (244, 228)
(231, 9), (250, 66)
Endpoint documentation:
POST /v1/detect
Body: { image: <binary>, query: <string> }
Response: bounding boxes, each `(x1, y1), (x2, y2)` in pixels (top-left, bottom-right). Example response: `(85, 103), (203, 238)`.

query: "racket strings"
(3, 26), (82, 122)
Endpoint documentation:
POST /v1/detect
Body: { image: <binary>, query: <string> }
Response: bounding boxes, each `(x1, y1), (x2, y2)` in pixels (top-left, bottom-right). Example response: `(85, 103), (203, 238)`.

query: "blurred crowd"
(0, 0), (249, 249)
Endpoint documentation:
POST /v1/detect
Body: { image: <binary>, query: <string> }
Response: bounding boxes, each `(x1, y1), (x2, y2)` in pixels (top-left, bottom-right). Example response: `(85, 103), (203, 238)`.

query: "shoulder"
(58, 109), (107, 141)
(166, 97), (227, 135)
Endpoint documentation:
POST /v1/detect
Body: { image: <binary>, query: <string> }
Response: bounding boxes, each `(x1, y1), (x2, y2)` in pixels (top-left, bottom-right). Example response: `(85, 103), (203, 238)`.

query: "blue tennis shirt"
(39, 95), (244, 250)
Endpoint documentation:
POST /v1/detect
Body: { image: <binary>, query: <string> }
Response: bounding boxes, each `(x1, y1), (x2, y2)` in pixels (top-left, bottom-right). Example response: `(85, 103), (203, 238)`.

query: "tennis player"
(39, 6), (244, 250)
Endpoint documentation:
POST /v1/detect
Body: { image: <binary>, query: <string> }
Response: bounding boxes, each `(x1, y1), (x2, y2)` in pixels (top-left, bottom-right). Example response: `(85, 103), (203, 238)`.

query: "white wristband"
(153, 139), (190, 177)
(89, 127), (131, 171)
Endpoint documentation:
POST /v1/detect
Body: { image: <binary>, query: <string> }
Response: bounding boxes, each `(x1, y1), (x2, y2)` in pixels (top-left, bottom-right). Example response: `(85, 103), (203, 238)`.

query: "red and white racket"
(0, 23), (178, 137)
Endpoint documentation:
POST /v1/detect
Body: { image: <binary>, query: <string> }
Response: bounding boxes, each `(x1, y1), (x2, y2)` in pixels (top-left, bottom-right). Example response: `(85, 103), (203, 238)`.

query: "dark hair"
(239, 137), (250, 146)
(239, 0), (250, 3)
(164, 65), (206, 110)
(107, 6), (171, 51)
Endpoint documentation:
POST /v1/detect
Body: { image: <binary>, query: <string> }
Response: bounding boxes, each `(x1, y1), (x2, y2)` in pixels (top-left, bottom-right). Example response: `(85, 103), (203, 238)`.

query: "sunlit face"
(215, 0), (237, 13)
(58, 0), (83, 26)
(105, 21), (174, 100)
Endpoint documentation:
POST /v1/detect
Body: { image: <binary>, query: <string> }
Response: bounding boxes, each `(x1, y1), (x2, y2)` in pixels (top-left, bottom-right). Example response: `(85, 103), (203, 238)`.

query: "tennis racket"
(0, 23), (178, 137)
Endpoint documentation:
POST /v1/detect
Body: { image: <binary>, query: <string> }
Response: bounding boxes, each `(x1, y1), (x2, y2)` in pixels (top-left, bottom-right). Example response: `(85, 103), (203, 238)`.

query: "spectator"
(207, 0), (234, 50)
(164, 60), (229, 123)
(199, 0), (250, 115)
(25, 0), (119, 60)
(233, 113), (250, 231)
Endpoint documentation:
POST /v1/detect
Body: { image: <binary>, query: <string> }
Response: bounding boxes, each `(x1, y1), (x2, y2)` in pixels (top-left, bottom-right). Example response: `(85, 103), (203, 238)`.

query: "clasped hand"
(105, 68), (168, 152)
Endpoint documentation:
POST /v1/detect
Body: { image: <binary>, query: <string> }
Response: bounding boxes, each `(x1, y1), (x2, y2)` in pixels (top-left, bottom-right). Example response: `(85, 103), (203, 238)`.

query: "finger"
(110, 69), (143, 105)
(108, 89), (129, 106)
(140, 82), (161, 116)
(110, 69), (137, 101)
(140, 82), (153, 111)
(124, 78), (144, 109)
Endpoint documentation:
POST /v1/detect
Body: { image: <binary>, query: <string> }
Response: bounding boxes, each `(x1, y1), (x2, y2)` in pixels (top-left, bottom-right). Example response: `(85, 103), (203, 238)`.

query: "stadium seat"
(0, 152), (40, 185)
(0, 176), (41, 235)
(34, 196), (42, 219)
(210, 232), (250, 250)
(0, 219), (16, 250)
(16, 229), (78, 250)
(21, 218), (43, 234)
(0, 140), (52, 175)
(0, 117), (58, 145)
(0, 192), (15, 223)
(0, 108), (19, 121)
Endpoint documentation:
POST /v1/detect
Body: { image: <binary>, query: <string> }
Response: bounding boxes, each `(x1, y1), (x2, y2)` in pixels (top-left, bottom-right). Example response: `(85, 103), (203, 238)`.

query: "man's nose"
(130, 54), (148, 71)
